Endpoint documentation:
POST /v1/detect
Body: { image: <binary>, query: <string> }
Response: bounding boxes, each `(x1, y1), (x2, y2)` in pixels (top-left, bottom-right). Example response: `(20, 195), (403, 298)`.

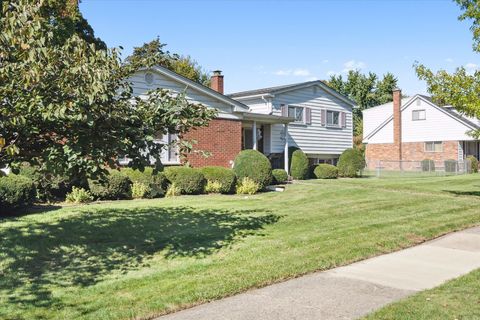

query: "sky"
(80, 0), (479, 96)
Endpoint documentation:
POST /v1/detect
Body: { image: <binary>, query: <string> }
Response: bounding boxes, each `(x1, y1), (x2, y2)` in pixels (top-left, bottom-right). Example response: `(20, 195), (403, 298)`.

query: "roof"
(363, 94), (480, 142)
(228, 80), (357, 107)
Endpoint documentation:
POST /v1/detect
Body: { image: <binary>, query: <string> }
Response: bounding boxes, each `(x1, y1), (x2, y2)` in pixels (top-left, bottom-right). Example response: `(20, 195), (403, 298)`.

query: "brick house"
(363, 89), (480, 170)
(128, 65), (354, 171)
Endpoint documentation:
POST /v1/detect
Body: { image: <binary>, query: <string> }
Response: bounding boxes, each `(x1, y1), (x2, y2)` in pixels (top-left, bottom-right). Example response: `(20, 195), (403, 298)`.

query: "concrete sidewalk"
(158, 227), (480, 320)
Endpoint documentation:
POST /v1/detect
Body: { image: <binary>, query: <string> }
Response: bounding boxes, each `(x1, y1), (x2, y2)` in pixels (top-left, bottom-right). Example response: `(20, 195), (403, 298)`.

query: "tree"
(126, 38), (211, 86)
(0, 1), (216, 180)
(327, 70), (398, 137)
(415, 0), (480, 137)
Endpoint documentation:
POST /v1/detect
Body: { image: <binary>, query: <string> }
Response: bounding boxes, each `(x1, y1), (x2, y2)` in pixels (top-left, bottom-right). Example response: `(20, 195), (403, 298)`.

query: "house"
(363, 89), (480, 169)
(129, 66), (355, 171)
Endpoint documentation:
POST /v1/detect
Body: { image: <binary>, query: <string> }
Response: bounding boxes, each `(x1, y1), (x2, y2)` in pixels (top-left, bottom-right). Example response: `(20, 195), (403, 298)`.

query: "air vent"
(145, 72), (154, 85)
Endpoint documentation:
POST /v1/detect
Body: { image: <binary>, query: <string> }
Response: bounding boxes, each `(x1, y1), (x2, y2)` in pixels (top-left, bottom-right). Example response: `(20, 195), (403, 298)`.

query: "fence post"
(377, 160), (381, 178)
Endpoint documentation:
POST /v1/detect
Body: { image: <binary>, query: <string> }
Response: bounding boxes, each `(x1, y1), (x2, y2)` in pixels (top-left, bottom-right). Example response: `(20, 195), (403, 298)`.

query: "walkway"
(159, 226), (480, 320)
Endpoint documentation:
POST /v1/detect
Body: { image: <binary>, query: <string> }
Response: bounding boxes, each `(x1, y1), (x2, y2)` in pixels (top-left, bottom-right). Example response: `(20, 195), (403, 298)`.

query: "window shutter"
(341, 112), (347, 128)
(321, 109), (326, 126)
(281, 104), (288, 117)
(305, 108), (312, 125)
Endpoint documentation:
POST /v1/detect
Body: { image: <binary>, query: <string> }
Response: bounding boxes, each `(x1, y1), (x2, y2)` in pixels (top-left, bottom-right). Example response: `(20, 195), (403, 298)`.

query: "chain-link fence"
(364, 159), (472, 178)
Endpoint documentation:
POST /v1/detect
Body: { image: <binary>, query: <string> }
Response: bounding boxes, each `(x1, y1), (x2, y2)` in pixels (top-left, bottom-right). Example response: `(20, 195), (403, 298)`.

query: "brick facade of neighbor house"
(183, 118), (242, 168)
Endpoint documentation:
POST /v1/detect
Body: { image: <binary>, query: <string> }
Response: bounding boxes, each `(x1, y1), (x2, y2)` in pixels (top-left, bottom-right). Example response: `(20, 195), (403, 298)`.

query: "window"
(327, 110), (340, 127)
(412, 110), (426, 121)
(288, 106), (304, 123)
(425, 141), (443, 152)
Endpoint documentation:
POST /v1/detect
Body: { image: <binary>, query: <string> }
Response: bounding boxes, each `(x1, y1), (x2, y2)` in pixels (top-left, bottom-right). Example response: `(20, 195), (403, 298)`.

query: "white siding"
(269, 85), (353, 156)
(366, 121), (394, 144)
(130, 70), (242, 120)
(239, 97), (269, 113)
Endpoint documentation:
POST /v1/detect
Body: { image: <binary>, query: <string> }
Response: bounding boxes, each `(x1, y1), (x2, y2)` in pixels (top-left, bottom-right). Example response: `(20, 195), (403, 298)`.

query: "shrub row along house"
(127, 66), (355, 171)
(363, 89), (480, 170)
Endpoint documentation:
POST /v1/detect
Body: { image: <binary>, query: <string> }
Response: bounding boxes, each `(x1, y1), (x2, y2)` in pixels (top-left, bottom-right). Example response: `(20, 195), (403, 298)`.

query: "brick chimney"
(210, 70), (224, 94)
(393, 88), (402, 160)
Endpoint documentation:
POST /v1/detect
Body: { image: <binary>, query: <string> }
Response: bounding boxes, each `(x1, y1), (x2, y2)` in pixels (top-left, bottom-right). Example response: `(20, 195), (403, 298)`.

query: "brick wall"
(365, 141), (458, 169)
(182, 118), (242, 168)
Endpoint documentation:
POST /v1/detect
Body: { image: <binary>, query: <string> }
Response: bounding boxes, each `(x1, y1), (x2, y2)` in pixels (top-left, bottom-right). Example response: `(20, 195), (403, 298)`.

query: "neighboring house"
(129, 66), (355, 171)
(363, 89), (480, 168)
(229, 81), (355, 165)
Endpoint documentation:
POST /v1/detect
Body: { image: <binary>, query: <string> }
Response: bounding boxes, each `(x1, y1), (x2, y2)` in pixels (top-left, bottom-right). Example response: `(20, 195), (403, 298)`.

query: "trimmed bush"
(0, 175), (36, 214)
(290, 150), (309, 180)
(131, 182), (151, 199)
(66, 187), (93, 204)
(467, 155), (479, 173)
(121, 167), (166, 198)
(166, 184), (181, 197)
(444, 159), (458, 173)
(337, 148), (366, 178)
(272, 169), (288, 185)
(421, 159), (435, 172)
(18, 164), (74, 201)
(201, 166), (236, 194)
(236, 177), (260, 195)
(233, 150), (272, 189)
(164, 167), (205, 195)
(88, 171), (132, 200)
(314, 164), (339, 179)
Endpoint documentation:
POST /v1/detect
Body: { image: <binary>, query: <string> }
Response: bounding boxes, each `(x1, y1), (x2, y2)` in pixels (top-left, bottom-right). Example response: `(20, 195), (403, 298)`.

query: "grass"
(1, 174), (480, 319)
(365, 268), (480, 319)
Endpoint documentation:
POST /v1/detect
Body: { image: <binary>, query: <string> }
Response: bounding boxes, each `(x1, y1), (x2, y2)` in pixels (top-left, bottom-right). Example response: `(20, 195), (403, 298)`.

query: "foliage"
(131, 182), (151, 199)
(126, 37), (210, 86)
(164, 167), (205, 195)
(290, 150), (309, 180)
(121, 167), (166, 198)
(421, 159), (436, 172)
(233, 150), (272, 189)
(456, 0), (480, 52)
(337, 148), (366, 177)
(466, 155), (478, 173)
(88, 172), (132, 200)
(165, 183), (181, 197)
(200, 166), (236, 194)
(272, 169), (288, 184)
(65, 187), (93, 204)
(444, 159), (458, 173)
(0, 174), (36, 213)
(0, 1), (216, 181)
(314, 164), (339, 179)
(236, 177), (260, 195)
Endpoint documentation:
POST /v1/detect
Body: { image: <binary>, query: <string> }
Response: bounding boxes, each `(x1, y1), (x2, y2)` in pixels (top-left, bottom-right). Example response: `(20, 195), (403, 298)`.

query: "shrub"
(166, 184), (181, 197)
(236, 177), (260, 195)
(121, 167), (167, 198)
(88, 171), (132, 200)
(444, 159), (458, 173)
(272, 169), (288, 184)
(131, 182), (151, 199)
(66, 187), (93, 204)
(421, 159), (435, 172)
(233, 150), (272, 189)
(467, 155), (479, 173)
(18, 164), (75, 201)
(200, 166), (236, 194)
(164, 167), (205, 194)
(0, 175), (36, 214)
(290, 150), (309, 180)
(314, 164), (339, 179)
(337, 148), (366, 177)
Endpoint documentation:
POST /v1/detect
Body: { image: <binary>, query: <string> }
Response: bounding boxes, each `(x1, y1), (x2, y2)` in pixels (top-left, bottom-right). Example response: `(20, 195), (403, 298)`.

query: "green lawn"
(1, 174), (480, 320)
(365, 268), (480, 319)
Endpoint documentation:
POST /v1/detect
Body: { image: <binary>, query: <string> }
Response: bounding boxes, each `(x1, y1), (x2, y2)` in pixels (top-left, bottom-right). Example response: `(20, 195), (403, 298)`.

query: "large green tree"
(327, 70), (398, 137)
(415, 0), (480, 137)
(126, 37), (211, 86)
(0, 1), (216, 179)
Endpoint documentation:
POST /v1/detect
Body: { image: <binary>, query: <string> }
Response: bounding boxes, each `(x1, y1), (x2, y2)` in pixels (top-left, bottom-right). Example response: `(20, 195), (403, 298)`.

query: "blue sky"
(80, 0), (478, 95)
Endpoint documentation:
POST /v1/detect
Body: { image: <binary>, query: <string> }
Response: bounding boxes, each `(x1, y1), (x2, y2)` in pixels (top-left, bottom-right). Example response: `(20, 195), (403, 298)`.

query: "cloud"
(342, 60), (366, 72)
(306, 76), (319, 81)
(445, 58), (454, 63)
(326, 70), (338, 77)
(465, 62), (479, 74)
(322, 59), (329, 63)
(274, 68), (311, 77)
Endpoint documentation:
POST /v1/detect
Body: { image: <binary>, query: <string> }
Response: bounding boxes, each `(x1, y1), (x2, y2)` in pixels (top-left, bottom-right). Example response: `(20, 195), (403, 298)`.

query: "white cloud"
(274, 68), (311, 77)
(445, 58), (454, 63)
(293, 68), (311, 76)
(306, 76), (318, 81)
(322, 59), (329, 63)
(342, 60), (366, 72)
(274, 69), (291, 76)
(465, 62), (479, 74)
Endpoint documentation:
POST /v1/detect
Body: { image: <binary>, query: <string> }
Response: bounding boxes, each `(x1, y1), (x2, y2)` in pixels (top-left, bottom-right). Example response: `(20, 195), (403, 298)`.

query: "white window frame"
(288, 105), (305, 124)
(412, 109), (426, 121)
(326, 110), (341, 127)
(424, 141), (443, 152)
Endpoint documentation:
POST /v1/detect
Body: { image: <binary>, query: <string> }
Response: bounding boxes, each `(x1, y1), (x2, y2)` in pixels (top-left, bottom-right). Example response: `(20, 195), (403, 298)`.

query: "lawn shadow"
(0, 206), (279, 310)
(443, 190), (480, 197)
